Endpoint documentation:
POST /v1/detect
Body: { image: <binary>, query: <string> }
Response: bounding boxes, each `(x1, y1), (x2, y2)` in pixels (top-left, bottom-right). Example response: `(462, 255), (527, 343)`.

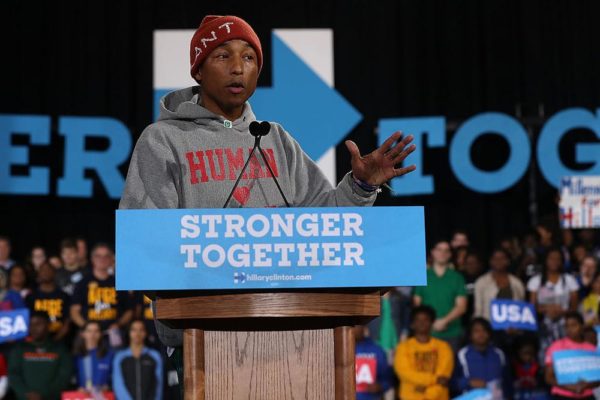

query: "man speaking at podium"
(119, 12), (416, 370)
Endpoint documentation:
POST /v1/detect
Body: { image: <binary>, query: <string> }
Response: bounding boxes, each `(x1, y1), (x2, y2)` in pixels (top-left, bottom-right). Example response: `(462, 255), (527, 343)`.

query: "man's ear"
(194, 71), (202, 83)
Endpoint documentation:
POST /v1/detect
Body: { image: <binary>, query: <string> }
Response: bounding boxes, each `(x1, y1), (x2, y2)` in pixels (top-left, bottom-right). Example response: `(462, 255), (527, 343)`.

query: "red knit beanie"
(190, 15), (263, 80)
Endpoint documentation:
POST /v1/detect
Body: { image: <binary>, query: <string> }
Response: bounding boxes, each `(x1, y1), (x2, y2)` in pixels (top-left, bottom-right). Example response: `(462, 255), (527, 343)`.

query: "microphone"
(249, 121), (271, 137)
(223, 121), (291, 208)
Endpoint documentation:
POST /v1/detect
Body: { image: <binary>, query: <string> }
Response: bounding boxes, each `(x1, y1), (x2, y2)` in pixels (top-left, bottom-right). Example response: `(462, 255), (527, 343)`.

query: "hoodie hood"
(158, 86), (256, 132)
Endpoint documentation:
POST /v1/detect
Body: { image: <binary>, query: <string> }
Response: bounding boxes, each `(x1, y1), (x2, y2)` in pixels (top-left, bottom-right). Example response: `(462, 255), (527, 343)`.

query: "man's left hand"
(345, 131), (416, 187)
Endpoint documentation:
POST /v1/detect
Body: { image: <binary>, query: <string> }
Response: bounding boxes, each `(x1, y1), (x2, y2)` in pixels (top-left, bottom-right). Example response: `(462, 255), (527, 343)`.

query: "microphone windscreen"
(249, 121), (271, 137)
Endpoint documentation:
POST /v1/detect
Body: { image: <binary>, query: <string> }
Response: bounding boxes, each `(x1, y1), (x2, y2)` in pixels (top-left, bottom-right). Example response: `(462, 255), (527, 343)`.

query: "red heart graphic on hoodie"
(233, 186), (251, 206)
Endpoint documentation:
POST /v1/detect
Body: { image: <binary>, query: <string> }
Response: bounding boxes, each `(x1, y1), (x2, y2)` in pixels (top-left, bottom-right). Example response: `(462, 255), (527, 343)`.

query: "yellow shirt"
(581, 293), (600, 324)
(394, 337), (454, 400)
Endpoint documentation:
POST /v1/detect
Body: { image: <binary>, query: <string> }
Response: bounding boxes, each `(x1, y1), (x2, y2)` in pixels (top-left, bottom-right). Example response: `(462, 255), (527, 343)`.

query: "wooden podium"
(154, 289), (381, 400)
(117, 207), (426, 399)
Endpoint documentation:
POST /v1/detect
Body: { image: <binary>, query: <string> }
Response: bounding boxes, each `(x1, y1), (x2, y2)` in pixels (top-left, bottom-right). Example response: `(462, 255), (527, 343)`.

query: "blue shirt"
(453, 344), (512, 397)
(75, 348), (114, 389)
(355, 337), (393, 400)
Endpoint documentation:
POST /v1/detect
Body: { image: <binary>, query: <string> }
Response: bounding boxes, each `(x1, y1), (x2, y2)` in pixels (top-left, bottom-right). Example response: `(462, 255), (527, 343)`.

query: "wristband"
(352, 174), (379, 192)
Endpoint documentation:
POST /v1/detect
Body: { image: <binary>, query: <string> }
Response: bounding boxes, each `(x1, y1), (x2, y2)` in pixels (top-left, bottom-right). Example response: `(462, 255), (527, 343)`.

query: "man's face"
(470, 323), (490, 347)
(451, 233), (469, 249)
(37, 263), (56, 284)
(194, 39), (259, 117)
(29, 316), (49, 342)
(411, 312), (433, 336)
(61, 247), (78, 267)
(91, 246), (113, 273)
(431, 241), (452, 265)
(0, 240), (10, 260)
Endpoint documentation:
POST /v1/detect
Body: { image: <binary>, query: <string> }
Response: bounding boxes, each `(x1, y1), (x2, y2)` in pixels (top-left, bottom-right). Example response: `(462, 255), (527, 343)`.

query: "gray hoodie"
(119, 86), (377, 345)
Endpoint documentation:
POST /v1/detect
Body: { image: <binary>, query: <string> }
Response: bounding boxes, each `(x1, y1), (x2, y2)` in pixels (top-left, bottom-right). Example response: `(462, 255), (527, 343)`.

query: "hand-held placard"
(223, 121), (291, 208)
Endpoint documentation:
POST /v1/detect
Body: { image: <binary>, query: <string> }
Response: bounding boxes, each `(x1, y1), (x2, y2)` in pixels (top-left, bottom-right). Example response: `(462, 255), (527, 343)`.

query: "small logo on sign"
(233, 272), (246, 284)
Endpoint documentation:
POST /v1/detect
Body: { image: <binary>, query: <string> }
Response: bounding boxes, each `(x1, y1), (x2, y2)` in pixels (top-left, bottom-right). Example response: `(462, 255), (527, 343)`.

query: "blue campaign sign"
(116, 206), (426, 291)
(490, 299), (537, 331)
(453, 389), (492, 400)
(552, 349), (600, 385)
(0, 309), (29, 343)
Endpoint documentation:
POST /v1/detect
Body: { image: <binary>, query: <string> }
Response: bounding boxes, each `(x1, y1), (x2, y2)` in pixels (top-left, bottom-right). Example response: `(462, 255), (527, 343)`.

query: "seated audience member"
(453, 245), (469, 272)
(25, 262), (71, 342)
(394, 305), (454, 400)
(498, 236), (523, 267)
(414, 240), (467, 352)
(75, 236), (89, 268)
(0, 237), (15, 271)
(354, 325), (393, 400)
(576, 229), (600, 260)
(71, 243), (132, 347)
(453, 318), (511, 398)
(74, 321), (114, 393)
(0, 269), (25, 311)
(450, 230), (470, 250)
(576, 256), (598, 300)
(48, 255), (62, 269)
(512, 336), (544, 400)
(580, 273), (600, 326)
(545, 312), (600, 399)
(527, 247), (579, 359)
(8, 265), (31, 300)
(474, 248), (525, 321)
(27, 246), (47, 272)
(113, 320), (163, 400)
(8, 312), (72, 400)
(461, 250), (484, 326)
(56, 238), (86, 296)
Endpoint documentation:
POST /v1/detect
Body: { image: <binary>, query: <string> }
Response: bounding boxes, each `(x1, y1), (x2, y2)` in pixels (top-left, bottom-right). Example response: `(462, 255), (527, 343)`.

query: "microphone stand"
(223, 121), (291, 208)
(223, 135), (261, 208)
(257, 144), (290, 208)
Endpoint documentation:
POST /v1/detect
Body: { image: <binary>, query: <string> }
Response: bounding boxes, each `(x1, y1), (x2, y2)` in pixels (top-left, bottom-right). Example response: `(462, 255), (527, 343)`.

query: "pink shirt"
(545, 337), (597, 398)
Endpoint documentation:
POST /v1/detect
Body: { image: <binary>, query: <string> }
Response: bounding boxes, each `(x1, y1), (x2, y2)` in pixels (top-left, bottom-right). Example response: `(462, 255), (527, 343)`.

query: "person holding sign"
(545, 312), (600, 399)
(474, 248), (525, 322)
(354, 325), (393, 400)
(394, 305), (454, 400)
(119, 15), (417, 349)
(453, 318), (511, 399)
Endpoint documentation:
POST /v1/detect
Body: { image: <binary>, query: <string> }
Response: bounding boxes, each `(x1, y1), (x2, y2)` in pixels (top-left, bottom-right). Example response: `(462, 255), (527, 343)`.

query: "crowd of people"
(357, 224), (600, 400)
(0, 236), (170, 400)
(0, 222), (598, 400)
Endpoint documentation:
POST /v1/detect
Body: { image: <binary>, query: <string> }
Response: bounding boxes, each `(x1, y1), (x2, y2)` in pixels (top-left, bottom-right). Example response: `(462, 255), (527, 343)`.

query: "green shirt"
(413, 267), (467, 339)
(8, 338), (72, 400)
